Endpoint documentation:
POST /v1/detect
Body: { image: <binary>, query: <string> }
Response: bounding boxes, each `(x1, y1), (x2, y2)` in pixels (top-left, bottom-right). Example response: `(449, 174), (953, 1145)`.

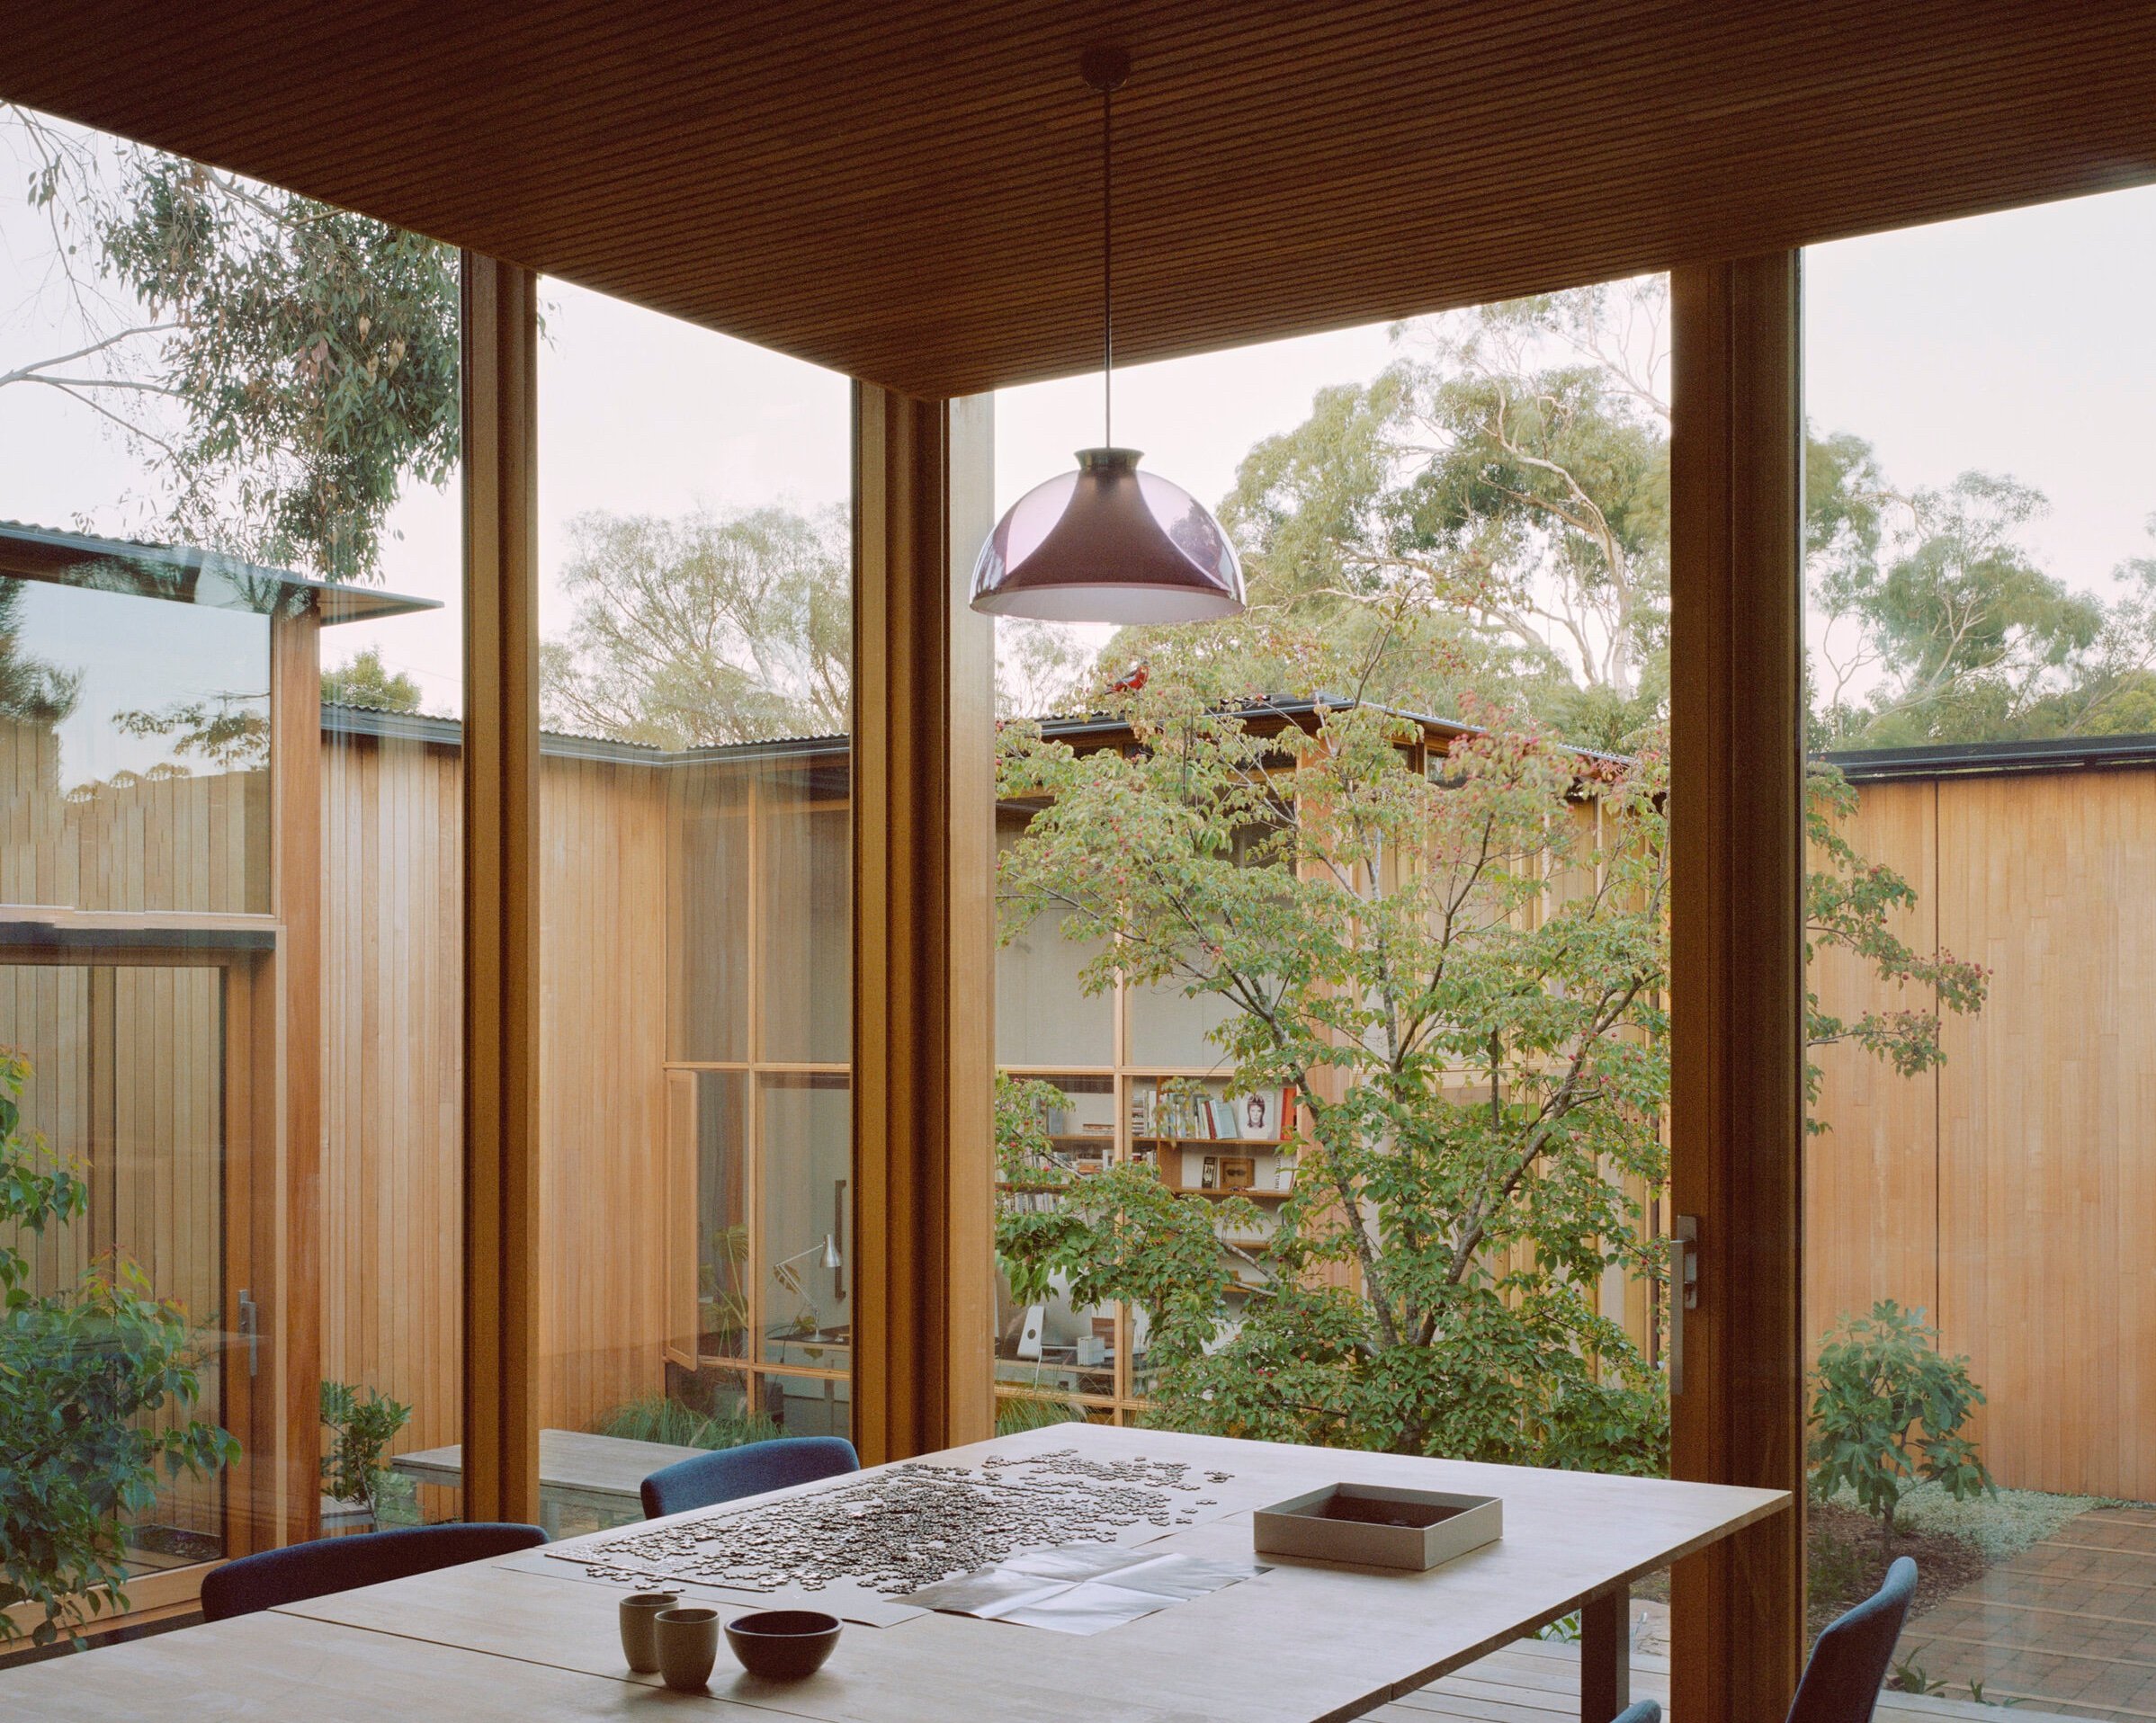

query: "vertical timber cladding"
(1668, 254), (1806, 1717)
(852, 385), (997, 1463)
(461, 254), (542, 1525)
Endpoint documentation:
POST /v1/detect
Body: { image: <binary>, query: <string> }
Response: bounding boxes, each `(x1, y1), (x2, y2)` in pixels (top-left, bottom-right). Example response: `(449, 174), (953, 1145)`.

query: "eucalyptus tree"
(4, 105), (460, 583)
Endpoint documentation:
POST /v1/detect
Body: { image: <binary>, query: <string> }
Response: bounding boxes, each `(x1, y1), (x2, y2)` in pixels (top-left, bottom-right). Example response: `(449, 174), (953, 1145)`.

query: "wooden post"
(1668, 252), (1807, 1717)
(268, 600), (324, 1548)
(1579, 1585), (1631, 1722)
(850, 384), (997, 1463)
(461, 252), (542, 1525)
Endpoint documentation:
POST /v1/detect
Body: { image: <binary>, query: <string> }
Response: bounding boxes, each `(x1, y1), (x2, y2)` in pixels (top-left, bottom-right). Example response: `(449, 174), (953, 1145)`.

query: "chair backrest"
(1787, 1556), (1919, 1723)
(1611, 1704), (1662, 1723)
(640, 1435), (860, 1519)
(199, 1522), (546, 1622)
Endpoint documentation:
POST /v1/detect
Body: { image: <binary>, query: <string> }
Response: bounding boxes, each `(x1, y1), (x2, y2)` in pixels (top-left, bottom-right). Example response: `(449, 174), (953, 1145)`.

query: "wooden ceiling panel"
(4, 1), (2153, 397)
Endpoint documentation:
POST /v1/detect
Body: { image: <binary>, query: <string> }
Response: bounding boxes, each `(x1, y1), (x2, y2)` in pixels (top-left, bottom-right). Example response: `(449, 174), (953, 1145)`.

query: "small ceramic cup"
(654, 1605), (722, 1692)
(617, 1590), (681, 1674)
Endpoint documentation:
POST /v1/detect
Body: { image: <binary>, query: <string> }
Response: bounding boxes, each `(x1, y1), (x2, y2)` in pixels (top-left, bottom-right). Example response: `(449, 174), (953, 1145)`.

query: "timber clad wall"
(1809, 764), (2156, 1500)
(0, 719), (268, 914)
(320, 728), (676, 1461)
(320, 729), (464, 1467)
(7, 715), (2151, 1497)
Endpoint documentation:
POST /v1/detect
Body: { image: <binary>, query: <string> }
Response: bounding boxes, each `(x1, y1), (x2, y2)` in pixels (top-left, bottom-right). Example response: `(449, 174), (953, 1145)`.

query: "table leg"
(1580, 1585), (1630, 1722)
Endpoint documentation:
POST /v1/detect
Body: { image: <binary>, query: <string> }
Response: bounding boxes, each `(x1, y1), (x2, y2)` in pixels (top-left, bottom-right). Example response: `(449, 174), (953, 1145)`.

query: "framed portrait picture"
(1200, 1156), (1219, 1190)
(1220, 1156), (1256, 1192)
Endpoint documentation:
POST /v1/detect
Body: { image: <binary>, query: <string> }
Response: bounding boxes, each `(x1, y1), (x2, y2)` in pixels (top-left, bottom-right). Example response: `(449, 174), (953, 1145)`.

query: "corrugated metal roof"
(0, 521), (441, 625)
(1822, 734), (2156, 782)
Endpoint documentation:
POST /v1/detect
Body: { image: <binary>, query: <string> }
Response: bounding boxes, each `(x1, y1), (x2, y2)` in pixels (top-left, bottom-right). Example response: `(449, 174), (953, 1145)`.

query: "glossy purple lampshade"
(970, 447), (1245, 623)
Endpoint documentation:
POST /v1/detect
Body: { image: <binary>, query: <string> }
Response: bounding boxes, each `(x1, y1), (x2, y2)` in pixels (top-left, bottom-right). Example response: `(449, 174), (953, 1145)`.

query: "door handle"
(237, 1288), (261, 1378)
(1668, 1217), (1698, 1397)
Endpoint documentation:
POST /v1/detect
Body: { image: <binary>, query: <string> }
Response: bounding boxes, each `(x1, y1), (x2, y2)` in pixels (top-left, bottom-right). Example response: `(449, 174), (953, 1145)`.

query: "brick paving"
(1372, 1509), (2156, 1723)
(1378, 1637), (2076, 1720)
(1894, 1508), (2156, 1719)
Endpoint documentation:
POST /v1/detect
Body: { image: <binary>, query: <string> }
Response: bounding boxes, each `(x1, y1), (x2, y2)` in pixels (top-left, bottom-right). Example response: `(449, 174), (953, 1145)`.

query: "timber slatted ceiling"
(4, 2), (2153, 397)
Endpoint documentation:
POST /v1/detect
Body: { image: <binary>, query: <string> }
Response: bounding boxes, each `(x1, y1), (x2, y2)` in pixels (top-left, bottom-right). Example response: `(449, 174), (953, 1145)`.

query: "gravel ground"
(1826, 1479), (2132, 1563)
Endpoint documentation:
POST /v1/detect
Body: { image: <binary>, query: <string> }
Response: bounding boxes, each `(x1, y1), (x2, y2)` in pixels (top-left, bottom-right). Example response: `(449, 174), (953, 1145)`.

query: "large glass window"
(1803, 185), (2156, 1716)
(0, 106), (464, 1645)
(535, 281), (852, 1504)
(988, 281), (1676, 1530)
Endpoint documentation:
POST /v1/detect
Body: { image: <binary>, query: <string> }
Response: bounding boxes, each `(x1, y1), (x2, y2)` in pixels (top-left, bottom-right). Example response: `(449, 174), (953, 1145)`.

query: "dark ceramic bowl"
(724, 1610), (842, 1681)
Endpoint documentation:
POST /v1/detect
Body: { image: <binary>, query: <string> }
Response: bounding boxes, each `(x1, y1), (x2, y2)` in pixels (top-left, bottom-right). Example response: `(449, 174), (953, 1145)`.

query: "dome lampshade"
(968, 49), (1246, 626)
(969, 446), (1244, 623)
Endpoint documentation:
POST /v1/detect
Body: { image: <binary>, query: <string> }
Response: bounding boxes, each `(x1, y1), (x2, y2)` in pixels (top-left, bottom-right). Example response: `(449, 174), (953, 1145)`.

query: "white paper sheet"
(908, 1545), (1269, 1636)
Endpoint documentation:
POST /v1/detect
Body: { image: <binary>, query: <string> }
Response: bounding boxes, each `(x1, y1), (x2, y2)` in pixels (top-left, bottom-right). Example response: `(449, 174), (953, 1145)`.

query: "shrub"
(995, 1396), (1091, 1438)
(320, 1380), (416, 1522)
(595, 1393), (779, 1451)
(0, 1050), (236, 1646)
(1809, 1299), (1992, 1553)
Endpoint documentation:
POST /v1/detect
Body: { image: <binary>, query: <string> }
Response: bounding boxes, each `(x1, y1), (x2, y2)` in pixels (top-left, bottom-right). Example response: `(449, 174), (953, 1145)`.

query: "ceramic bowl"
(724, 1609), (842, 1680)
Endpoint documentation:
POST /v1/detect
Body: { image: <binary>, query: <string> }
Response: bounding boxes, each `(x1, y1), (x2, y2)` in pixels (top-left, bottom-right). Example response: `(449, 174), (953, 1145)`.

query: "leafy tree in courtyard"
(4, 106), (460, 583)
(997, 616), (1672, 1469)
(996, 281), (1994, 1465)
(541, 504), (850, 747)
(0, 1050), (236, 1646)
(1203, 280), (1987, 1115)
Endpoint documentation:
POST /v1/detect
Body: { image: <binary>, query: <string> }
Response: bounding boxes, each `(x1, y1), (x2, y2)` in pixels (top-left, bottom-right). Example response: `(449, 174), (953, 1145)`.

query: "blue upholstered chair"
(1598, 1558), (1912, 1723)
(639, 1435), (860, 1519)
(199, 1522), (546, 1622)
(1787, 1556), (1919, 1723)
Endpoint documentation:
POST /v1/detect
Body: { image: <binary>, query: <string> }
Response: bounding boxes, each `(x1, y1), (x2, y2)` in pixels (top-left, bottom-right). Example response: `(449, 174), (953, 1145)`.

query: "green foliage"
(322, 646), (424, 714)
(997, 618), (1672, 1472)
(0, 585), (81, 726)
(0, 1049), (237, 1647)
(698, 1224), (750, 1351)
(97, 156), (460, 583)
(994, 1395), (1092, 1437)
(111, 694), (270, 774)
(541, 505), (850, 747)
(1809, 1300), (1993, 1553)
(1212, 280), (1672, 749)
(1810, 458), (2156, 747)
(318, 1380), (414, 1522)
(7, 108), (460, 584)
(1890, 1650), (1948, 1696)
(594, 1393), (779, 1452)
(1805, 763), (1988, 1122)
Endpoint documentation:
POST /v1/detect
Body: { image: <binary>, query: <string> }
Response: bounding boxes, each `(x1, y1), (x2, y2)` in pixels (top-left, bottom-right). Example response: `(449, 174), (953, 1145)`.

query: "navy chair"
(1788, 1557), (1919, 1723)
(1611, 1706), (1661, 1723)
(199, 1522), (546, 1622)
(640, 1435), (860, 1519)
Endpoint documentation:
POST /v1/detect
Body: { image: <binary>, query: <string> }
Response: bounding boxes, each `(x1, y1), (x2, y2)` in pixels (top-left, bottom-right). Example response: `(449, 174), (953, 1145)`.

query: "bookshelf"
(994, 845), (1307, 1424)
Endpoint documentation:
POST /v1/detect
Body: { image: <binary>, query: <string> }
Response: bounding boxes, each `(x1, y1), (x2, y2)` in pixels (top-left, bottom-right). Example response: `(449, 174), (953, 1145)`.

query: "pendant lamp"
(968, 48), (1246, 624)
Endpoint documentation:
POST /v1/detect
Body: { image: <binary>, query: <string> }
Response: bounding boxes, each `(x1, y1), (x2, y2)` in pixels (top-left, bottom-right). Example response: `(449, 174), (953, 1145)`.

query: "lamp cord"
(1102, 76), (1114, 449)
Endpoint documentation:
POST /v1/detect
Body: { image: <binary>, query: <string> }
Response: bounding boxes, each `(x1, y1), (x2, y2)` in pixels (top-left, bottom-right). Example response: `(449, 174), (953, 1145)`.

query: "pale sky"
(2, 107), (2152, 729)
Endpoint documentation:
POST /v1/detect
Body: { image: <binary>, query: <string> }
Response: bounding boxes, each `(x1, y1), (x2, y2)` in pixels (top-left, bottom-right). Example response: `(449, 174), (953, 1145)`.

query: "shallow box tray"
(1251, 1483), (1501, 1572)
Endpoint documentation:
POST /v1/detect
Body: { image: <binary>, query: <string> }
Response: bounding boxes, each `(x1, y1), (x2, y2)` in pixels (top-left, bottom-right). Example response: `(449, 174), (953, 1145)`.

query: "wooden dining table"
(3, 1423), (1785, 1722)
